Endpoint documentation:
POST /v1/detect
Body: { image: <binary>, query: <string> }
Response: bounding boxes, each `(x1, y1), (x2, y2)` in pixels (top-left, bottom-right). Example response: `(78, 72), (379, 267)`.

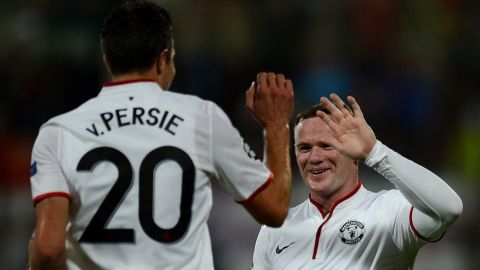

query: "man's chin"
(307, 179), (330, 193)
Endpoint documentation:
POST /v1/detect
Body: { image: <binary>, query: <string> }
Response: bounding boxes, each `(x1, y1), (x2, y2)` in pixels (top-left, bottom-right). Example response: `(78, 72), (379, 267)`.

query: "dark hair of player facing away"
(294, 103), (330, 127)
(100, 0), (173, 75)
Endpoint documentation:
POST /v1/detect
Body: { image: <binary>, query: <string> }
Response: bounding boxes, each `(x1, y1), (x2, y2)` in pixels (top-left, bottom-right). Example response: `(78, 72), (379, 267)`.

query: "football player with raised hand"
(28, 1), (293, 269)
(252, 94), (462, 269)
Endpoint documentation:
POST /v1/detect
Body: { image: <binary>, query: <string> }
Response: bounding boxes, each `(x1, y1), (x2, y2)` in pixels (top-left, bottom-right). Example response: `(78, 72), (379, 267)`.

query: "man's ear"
(155, 49), (169, 75)
(102, 54), (112, 74)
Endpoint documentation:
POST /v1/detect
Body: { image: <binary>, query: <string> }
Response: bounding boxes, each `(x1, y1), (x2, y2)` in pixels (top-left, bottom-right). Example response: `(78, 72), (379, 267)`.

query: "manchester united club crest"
(339, 220), (366, 245)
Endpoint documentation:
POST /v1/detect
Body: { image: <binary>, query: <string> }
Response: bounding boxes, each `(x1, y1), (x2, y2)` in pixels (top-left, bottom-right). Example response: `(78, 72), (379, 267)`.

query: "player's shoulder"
(372, 188), (403, 199)
(167, 90), (233, 121)
(163, 89), (208, 103)
(161, 90), (223, 115)
(288, 199), (310, 218)
(40, 96), (99, 128)
(364, 188), (407, 209)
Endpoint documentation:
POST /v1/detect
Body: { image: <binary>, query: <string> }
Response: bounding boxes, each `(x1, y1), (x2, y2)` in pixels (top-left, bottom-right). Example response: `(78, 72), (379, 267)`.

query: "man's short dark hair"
(101, 0), (173, 75)
(294, 103), (330, 127)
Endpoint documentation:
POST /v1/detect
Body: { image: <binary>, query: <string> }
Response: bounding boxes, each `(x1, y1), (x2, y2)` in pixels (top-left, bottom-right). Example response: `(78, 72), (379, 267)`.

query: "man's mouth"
(310, 169), (329, 175)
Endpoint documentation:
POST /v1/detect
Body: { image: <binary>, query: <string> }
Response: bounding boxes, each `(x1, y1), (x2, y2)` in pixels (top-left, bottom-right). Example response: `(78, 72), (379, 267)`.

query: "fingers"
(248, 71), (294, 128)
(330, 93), (354, 118)
(285, 79), (293, 95)
(347, 96), (364, 119)
(256, 72), (291, 94)
(320, 94), (360, 122)
(267, 72), (277, 88)
(275, 73), (286, 88)
(256, 72), (268, 97)
(316, 110), (339, 130)
(320, 96), (344, 122)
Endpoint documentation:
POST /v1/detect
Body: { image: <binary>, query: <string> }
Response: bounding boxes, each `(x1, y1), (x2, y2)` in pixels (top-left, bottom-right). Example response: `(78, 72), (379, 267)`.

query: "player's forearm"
(263, 125), (292, 219)
(365, 140), (463, 223)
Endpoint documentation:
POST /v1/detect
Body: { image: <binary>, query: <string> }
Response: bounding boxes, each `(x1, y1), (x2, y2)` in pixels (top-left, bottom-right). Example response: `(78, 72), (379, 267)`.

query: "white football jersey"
(253, 184), (424, 270)
(30, 80), (272, 270)
(253, 141), (461, 270)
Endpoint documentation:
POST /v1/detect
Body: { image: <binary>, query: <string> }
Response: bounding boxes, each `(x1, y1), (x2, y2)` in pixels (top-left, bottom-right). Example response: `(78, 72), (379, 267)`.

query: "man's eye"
(298, 146), (310, 153)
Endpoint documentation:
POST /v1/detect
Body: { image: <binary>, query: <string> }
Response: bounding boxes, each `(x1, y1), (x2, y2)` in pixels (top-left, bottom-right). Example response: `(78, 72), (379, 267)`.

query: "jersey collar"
(308, 181), (363, 218)
(103, 79), (156, 87)
(99, 79), (164, 96)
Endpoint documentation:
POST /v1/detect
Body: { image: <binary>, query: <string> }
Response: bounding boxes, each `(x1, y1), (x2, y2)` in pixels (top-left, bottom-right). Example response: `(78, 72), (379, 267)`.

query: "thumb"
(246, 81), (255, 113)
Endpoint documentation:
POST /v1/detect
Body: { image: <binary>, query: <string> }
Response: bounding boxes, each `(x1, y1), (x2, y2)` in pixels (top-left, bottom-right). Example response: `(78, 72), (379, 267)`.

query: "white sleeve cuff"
(363, 140), (387, 167)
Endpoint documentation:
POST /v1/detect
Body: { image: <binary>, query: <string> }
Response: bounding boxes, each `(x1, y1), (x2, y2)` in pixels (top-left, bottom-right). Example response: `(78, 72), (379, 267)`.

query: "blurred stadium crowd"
(0, 0), (479, 269)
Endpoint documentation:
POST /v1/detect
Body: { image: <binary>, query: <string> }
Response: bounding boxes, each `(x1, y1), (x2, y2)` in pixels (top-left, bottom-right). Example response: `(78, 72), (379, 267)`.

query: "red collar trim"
(309, 180), (362, 218)
(311, 180), (362, 259)
(103, 79), (156, 87)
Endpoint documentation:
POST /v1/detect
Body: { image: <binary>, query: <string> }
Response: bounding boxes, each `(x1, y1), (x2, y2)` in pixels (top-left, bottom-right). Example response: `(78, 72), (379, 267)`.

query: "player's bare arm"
(29, 196), (69, 270)
(244, 72), (293, 227)
(316, 93), (376, 161)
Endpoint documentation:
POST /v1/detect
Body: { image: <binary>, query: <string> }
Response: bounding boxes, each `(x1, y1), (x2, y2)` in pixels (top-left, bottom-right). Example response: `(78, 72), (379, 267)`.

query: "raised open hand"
(316, 94), (376, 161)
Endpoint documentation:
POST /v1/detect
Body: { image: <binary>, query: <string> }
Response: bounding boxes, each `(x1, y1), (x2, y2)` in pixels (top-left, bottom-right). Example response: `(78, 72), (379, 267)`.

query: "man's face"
(294, 117), (357, 199)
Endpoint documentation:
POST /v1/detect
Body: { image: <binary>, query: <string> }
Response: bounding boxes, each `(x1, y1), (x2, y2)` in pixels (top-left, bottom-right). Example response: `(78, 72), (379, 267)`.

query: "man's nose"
(309, 146), (325, 164)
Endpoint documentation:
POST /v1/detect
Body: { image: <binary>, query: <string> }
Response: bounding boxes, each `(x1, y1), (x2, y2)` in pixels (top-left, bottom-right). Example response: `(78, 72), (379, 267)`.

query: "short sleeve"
(30, 124), (71, 204)
(209, 103), (272, 202)
(252, 225), (271, 270)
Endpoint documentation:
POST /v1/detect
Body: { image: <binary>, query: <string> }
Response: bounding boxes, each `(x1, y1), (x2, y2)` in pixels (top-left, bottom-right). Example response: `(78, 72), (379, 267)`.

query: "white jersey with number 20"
(30, 80), (272, 270)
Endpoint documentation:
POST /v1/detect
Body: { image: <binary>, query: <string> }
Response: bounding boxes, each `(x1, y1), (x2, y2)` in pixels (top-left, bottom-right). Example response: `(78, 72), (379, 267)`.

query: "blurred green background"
(0, 0), (478, 269)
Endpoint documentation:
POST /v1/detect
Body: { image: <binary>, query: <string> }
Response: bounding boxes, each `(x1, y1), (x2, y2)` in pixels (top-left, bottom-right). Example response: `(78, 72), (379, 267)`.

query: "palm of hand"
(318, 94), (376, 161)
(333, 117), (374, 160)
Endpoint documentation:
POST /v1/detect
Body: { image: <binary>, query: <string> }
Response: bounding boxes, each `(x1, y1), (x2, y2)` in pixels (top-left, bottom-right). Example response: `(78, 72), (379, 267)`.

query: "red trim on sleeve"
(409, 206), (444, 243)
(33, 192), (71, 206)
(237, 173), (274, 205)
(103, 79), (156, 87)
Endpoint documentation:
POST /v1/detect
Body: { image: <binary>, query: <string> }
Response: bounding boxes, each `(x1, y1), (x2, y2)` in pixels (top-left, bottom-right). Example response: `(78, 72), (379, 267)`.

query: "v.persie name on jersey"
(86, 107), (184, 137)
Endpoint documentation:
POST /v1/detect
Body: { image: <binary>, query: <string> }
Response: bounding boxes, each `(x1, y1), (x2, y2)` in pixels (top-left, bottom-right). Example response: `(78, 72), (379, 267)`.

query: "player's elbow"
(31, 240), (66, 268)
(244, 200), (289, 227)
(242, 184), (290, 227)
(269, 212), (288, 227)
(442, 195), (463, 224)
(260, 206), (288, 227)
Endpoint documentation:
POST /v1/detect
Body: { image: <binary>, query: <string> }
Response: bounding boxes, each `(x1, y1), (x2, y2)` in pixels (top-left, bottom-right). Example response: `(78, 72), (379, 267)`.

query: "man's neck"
(310, 178), (359, 215)
(112, 71), (158, 84)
